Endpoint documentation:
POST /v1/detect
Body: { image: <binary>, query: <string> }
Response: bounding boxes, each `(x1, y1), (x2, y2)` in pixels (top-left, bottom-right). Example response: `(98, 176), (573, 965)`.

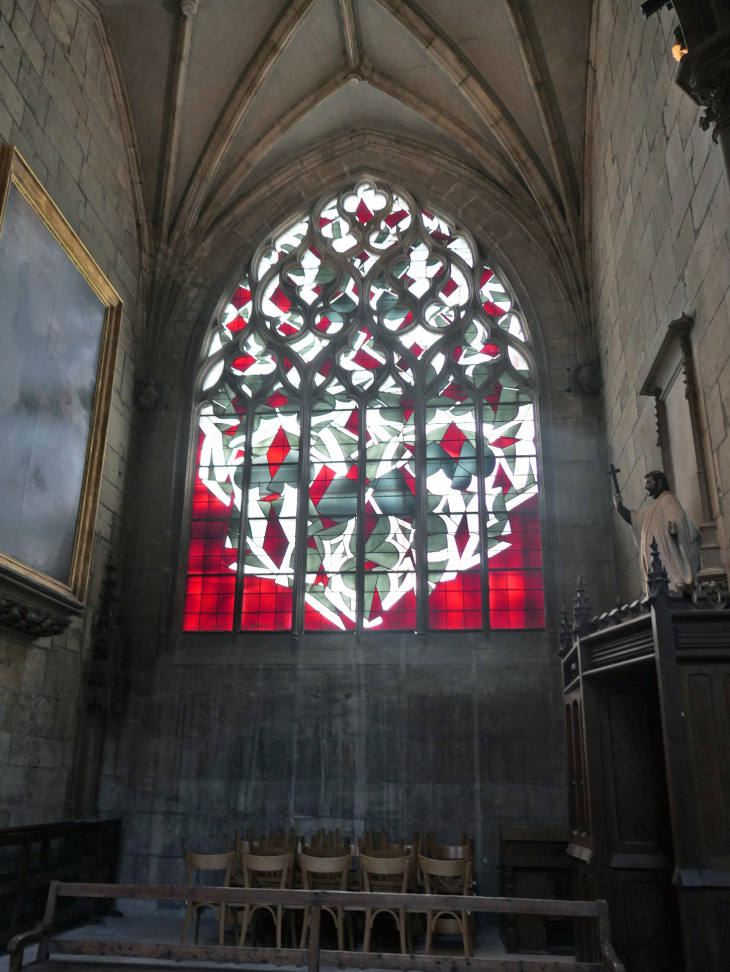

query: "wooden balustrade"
(8, 880), (625, 972)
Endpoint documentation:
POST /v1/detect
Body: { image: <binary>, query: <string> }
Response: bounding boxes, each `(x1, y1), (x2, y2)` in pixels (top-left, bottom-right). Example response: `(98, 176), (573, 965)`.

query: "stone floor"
(2, 912), (578, 970)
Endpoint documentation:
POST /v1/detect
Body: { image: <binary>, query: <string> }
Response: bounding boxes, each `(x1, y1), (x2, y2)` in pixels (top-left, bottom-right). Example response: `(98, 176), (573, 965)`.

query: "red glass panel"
(378, 587), (417, 630)
(428, 571), (482, 630)
(241, 576), (293, 631)
(488, 495), (544, 629)
(184, 409), (241, 631)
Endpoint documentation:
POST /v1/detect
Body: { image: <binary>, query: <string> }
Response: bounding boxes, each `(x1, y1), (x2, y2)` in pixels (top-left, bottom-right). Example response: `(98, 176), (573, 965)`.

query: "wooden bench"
(8, 881), (625, 972)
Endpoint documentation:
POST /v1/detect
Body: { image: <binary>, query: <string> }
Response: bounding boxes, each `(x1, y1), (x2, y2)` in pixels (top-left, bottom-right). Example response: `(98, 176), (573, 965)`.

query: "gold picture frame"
(0, 145), (122, 604)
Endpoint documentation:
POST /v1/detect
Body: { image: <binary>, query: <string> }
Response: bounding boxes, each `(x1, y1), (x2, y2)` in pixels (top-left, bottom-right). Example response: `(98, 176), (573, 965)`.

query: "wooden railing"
(0, 820), (121, 948)
(8, 881), (625, 972)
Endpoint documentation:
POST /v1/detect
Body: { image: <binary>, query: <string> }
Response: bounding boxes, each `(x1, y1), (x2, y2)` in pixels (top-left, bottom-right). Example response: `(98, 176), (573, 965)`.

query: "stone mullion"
(355, 390), (367, 640)
(414, 365), (429, 635)
(232, 394), (254, 632)
(291, 384), (313, 643)
(475, 395), (491, 631)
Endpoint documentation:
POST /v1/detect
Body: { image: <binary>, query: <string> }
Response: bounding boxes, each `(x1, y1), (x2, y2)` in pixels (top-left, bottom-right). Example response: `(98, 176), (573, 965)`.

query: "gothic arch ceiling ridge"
(172, 0), (339, 220)
(168, 0), (322, 254)
(175, 0), (569, 248)
(356, 0), (507, 152)
(211, 83), (525, 219)
(97, 0), (175, 220)
(198, 68), (351, 232)
(95, 0), (592, 355)
(369, 0), (564, 221)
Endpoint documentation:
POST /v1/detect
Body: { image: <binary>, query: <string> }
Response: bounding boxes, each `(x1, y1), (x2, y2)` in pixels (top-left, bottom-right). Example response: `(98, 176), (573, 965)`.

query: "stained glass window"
(184, 182), (544, 634)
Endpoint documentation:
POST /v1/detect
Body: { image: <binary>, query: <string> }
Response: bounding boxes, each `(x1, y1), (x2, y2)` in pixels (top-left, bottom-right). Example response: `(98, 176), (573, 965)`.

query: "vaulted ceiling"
(97, 0), (593, 357)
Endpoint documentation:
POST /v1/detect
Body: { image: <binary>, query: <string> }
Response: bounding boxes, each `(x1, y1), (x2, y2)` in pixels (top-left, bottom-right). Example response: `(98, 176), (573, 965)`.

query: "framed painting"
(0, 145), (122, 605)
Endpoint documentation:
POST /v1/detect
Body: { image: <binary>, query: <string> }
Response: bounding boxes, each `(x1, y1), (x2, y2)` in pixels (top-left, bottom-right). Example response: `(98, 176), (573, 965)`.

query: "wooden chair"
(419, 855), (473, 957)
(235, 852), (294, 948)
(180, 850), (235, 946)
(299, 852), (354, 951)
(359, 851), (411, 954)
(425, 834), (474, 861)
(301, 844), (351, 857)
(249, 829), (298, 854)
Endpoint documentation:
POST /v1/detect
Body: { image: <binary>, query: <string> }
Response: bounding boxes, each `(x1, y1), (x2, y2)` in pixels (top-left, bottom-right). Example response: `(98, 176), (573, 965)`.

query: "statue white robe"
(630, 490), (696, 594)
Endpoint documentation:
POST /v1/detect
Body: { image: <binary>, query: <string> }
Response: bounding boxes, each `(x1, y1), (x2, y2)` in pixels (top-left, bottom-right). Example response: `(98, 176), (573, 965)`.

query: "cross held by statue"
(608, 463), (621, 493)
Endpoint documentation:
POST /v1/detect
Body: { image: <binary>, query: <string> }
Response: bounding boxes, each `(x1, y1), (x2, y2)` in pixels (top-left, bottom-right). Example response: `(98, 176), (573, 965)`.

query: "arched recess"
(184, 178), (543, 636)
(125, 135), (614, 667)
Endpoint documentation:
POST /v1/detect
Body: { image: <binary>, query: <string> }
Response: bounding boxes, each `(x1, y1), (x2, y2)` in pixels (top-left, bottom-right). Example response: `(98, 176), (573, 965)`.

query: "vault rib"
(362, 64), (535, 216)
(198, 68), (351, 235)
(371, 0), (586, 325)
(168, 0), (322, 257)
(197, 64), (536, 237)
(501, 0), (581, 244)
(338, 0), (360, 69)
(159, 2), (199, 245)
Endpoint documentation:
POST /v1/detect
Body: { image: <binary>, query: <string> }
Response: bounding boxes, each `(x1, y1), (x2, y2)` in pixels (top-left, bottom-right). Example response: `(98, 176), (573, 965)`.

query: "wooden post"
(36, 881), (60, 964)
(307, 904), (321, 972)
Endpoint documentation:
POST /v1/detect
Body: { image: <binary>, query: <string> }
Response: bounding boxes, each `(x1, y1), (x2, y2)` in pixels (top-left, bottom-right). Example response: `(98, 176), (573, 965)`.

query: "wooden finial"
(647, 537), (669, 597)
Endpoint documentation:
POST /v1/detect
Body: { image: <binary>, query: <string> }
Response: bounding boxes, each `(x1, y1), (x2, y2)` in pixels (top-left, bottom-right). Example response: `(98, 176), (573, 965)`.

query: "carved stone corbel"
(675, 26), (730, 142)
(0, 563), (82, 639)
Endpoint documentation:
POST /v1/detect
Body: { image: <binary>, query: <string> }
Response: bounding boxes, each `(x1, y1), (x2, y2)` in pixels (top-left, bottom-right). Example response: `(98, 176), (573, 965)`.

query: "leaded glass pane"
(483, 379), (543, 629)
(363, 385), (416, 630)
(184, 390), (243, 632)
(242, 397), (300, 630)
(305, 390), (359, 630)
(426, 380), (481, 630)
(187, 180), (544, 634)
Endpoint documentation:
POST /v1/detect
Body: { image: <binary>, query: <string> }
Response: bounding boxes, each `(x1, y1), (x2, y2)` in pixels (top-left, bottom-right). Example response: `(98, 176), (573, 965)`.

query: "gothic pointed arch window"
(183, 181), (544, 633)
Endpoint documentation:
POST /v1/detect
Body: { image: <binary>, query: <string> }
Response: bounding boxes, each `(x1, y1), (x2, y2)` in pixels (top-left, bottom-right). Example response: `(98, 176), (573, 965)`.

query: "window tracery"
(184, 181), (543, 633)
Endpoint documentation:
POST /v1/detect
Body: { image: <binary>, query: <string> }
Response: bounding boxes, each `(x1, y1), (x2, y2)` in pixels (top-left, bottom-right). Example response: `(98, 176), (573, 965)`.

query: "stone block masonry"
(0, 0), (141, 826)
(590, 0), (730, 600)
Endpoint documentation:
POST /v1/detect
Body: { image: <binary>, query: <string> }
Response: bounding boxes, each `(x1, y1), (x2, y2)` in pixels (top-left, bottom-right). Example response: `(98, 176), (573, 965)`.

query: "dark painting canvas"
(0, 183), (106, 584)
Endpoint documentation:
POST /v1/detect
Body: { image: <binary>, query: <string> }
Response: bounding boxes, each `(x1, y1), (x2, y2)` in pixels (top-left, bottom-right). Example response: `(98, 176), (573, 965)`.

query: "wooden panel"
(601, 670), (672, 859)
(580, 617), (655, 675)
(714, 900), (730, 969)
(686, 674), (730, 858)
(0, 820), (121, 947)
(617, 877), (684, 972)
(608, 687), (660, 845)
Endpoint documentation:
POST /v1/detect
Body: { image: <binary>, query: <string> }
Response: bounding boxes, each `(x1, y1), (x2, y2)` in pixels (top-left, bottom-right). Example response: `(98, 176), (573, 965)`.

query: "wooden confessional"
(562, 588), (730, 971)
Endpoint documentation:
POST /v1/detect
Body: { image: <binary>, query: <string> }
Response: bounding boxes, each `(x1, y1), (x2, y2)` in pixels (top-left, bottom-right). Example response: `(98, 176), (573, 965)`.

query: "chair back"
(430, 843), (473, 860)
(302, 845), (350, 857)
(300, 852), (351, 892)
(360, 851), (409, 893)
(242, 851), (294, 889)
(419, 854), (472, 895)
(184, 851), (235, 887)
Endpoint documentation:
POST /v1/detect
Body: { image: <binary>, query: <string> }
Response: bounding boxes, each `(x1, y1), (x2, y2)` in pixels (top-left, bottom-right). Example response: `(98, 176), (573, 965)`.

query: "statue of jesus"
(613, 470), (697, 595)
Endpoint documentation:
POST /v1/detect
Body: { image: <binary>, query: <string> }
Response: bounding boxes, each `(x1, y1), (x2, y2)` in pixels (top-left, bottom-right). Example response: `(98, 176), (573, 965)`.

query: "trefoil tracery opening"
(184, 180), (543, 634)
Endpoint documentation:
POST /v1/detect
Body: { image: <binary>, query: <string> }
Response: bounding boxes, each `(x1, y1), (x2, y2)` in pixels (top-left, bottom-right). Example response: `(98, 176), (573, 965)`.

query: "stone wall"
(590, 0), (730, 599)
(0, 0), (140, 827)
(103, 634), (566, 897)
(103, 147), (616, 896)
